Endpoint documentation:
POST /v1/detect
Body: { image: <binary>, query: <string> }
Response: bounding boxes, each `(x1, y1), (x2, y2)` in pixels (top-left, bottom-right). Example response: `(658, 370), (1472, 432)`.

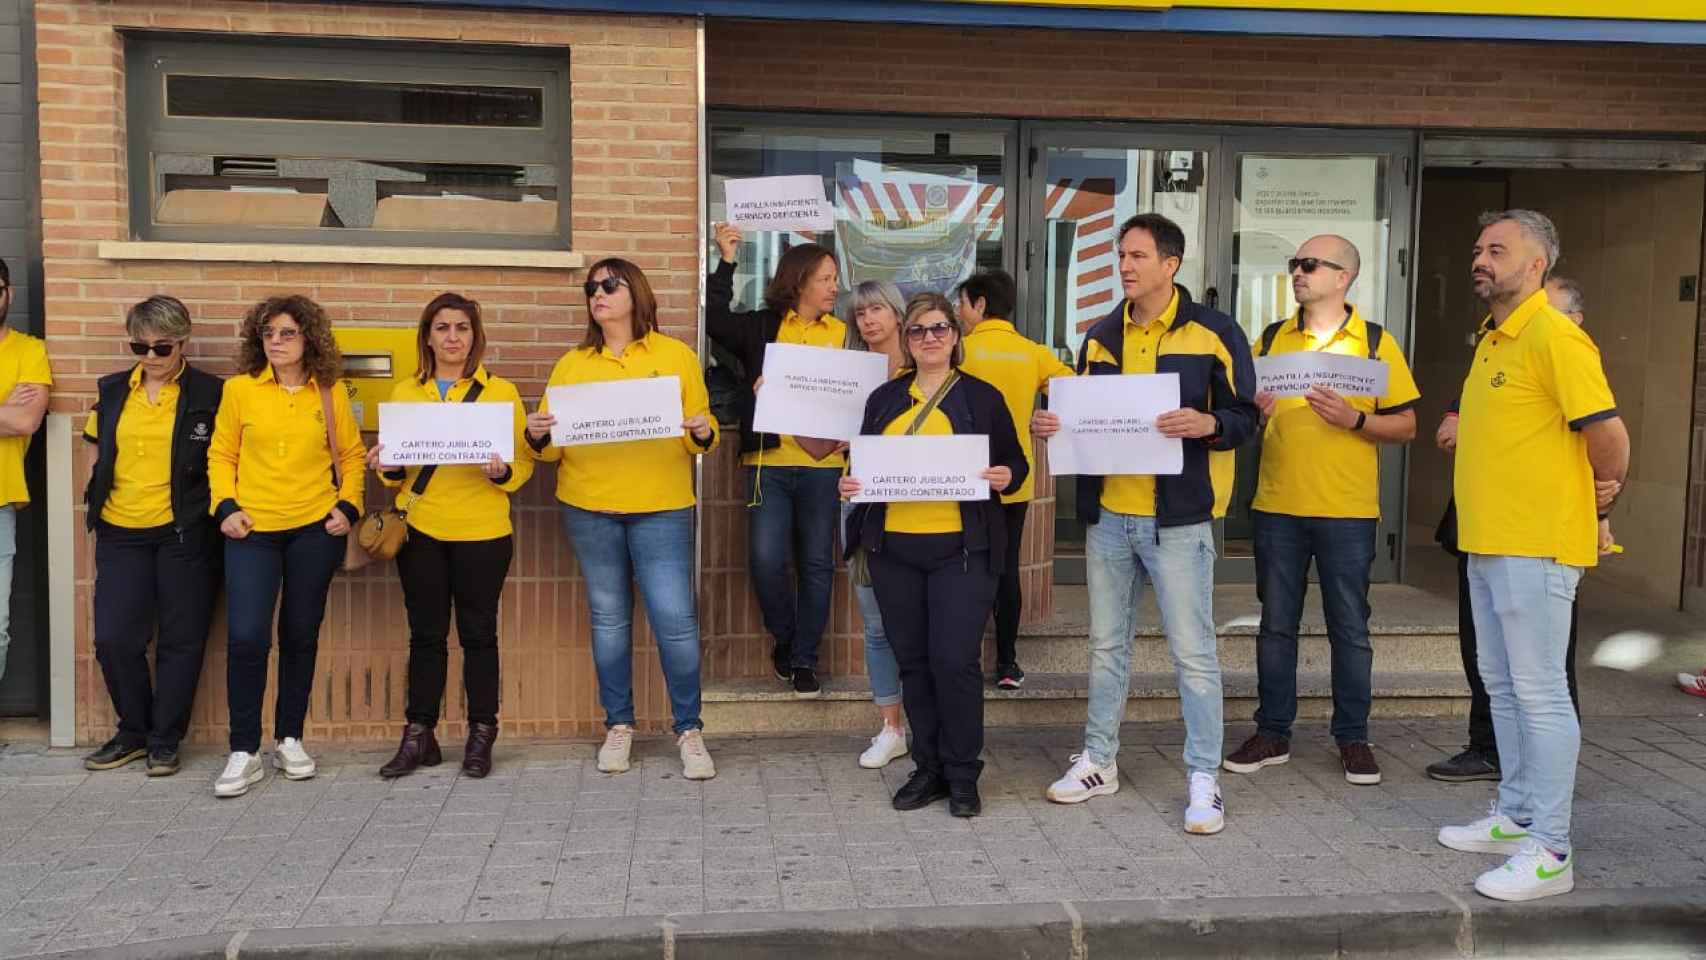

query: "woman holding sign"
(367, 293), (533, 780)
(839, 292), (1028, 817)
(526, 258), (720, 781)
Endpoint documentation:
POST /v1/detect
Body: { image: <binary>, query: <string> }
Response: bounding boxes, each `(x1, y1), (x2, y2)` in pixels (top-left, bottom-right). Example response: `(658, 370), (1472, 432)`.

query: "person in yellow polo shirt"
(208, 295), (366, 799)
(1221, 235), (1419, 789)
(709, 225), (845, 697)
(839, 292), (1028, 818)
(0, 258), (50, 686)
(366, 292), (533, 782)
(1435, 210), (1628, 903)
(81, 297), (223, 778)
(957, 268), (1073, 690)
(526, 258), (719, 782)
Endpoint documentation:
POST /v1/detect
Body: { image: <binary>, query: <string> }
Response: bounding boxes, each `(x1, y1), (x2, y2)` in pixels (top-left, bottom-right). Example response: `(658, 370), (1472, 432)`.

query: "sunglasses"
(259, 326), (300, 342)
(128, 340), (178, 358)
(905, 322), (955, 343)
(583, 276), (629, 297)
(1288, 257), (1346, 275)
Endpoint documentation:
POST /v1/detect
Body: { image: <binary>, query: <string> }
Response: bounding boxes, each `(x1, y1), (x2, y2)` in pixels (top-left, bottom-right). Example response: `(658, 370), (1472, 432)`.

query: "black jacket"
(706, 259), (816, 457)
(83, 363), (224, 534)
(843, 370), (1028, 574)
(1074, 285), (1260, 528)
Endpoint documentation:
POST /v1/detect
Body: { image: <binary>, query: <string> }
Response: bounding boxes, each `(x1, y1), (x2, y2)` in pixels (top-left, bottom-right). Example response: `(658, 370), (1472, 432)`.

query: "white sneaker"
(858, 726), (908, 769)
(1184, 772), (1225, 835)
(1045, 753), (1118, 804)
(1473, 839), (1574, 901)
(1438, 802), (1530, 854)
(214, 751), (263, 798)
(598, 725), (633, 773)
(677, 730), (715, 781)
(272, 738), (316, 780)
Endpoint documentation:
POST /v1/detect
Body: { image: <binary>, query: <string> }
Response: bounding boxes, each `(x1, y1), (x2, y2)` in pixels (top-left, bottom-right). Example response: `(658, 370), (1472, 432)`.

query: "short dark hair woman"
(368, 292), (533, 780)
(839, 292), (1029, 817)
(208, 294), (366, 798)
(81, 296), (223, 777)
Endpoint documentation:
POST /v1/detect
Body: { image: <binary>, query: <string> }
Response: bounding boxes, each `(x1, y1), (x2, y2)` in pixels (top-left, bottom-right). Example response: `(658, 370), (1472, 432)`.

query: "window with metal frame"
(124, 35), (572, 250)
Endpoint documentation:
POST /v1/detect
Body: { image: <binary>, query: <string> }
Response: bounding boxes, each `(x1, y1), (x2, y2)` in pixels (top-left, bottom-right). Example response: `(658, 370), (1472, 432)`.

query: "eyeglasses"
(905, 322), (955, 343)
(1288, 257), (1347, 275)
(259, 326), (300, 342)
(583, 277), (628, 297)
(128, 340), (178, 358)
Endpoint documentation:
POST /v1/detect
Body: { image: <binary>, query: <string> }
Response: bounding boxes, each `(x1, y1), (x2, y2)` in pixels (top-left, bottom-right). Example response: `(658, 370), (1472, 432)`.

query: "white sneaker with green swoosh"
(1437, 802), (1529, 854)
(1473, 839), (1573, 901)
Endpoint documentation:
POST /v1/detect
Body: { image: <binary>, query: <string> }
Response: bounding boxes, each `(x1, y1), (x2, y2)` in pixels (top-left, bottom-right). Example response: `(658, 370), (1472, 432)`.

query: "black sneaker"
(1426, 747), (1501, 782)
(145, 747), (181, 778)
(791, 667), (821, 699)
(948, 780), (981, 818)
(891, 769), (949, 811)
(996, 663), (1025, 690)
(83, 738), (146, 771)
(771, 642), (792, 682)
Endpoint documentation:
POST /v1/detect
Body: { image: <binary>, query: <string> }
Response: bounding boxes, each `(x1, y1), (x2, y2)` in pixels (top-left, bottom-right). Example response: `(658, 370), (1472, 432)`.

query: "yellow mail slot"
(331, 326), (418, 431)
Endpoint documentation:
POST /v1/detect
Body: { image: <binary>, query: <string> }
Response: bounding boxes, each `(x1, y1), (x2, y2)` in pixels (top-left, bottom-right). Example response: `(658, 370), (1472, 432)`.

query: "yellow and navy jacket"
(1074, 285), (1259, 528)
(83, 361), (224, 534)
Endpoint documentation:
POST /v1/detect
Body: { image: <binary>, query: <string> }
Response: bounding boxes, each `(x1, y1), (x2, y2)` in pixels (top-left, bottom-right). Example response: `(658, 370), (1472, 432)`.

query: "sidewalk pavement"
(1, 715), (1704, 958)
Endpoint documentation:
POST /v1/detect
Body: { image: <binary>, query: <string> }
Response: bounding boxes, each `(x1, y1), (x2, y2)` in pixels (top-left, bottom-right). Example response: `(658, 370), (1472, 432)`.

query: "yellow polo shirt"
(0, 329), (52, 506)
(881, 381), (962, 534)
(1098, 292), (1178, 517)
(208, 367), (367, 532)
(744, 310), (848, 469)
(536, 331), (718, 513)
(82, 363), (184, 529)
(961, 318), (1072, 504)
(380, 367), (533, 541)
(1455, 289), (1616, 568)
(1252, 308), (1421, 519)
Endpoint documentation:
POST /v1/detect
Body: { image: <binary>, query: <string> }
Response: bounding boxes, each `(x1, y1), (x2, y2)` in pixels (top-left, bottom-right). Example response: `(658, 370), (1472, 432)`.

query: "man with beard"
(1222, 235), (1419, 787)
(0, 258), (52, 682)
(1435, 210), (1627, 902)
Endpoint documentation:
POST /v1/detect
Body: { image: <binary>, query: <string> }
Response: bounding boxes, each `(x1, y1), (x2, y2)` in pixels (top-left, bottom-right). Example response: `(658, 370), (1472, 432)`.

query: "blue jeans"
(747, 466), (840, 670)
(843, 503), (900, 708)
(225, 522), (345, 754)
(562, 505), (702, 734)
(1468, 554), (1583, 853)
(0, 505), (13, 682)
(1085, 512), (1222, 776)
(1251, 511), (1376, 745)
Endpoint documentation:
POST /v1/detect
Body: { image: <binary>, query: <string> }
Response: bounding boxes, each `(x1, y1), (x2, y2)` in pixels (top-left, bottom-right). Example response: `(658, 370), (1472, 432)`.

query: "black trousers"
(869, 532), (997, 785)
(395, 530), (513, 727)
(1458, 553), (1579, 757)
(992, 502), (1029, 670)
(93, 520), (220, 751)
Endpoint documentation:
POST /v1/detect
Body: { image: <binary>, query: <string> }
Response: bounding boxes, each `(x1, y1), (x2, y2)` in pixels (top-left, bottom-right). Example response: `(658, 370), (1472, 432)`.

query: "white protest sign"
(752, 343), (889, 442)
(1047, 374), (1183, 477)
(545, 376), (682, 447)
(1254, 352), (1389, 398)
(378, 402), (514, 466)
(725, 175), (834, 234)
(850, 435), (989, 503)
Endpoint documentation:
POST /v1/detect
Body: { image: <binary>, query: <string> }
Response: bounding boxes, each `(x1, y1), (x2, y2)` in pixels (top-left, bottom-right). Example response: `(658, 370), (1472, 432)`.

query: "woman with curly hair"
(207, 295), (365, 798)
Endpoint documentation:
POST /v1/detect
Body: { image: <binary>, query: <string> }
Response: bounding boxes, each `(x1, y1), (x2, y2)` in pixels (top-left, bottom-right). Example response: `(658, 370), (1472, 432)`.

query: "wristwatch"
(1352, 412), (1367, 432)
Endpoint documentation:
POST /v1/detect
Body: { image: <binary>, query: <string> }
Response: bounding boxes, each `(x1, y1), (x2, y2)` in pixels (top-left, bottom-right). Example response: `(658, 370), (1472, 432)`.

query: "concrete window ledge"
(97, 240), (586, 270)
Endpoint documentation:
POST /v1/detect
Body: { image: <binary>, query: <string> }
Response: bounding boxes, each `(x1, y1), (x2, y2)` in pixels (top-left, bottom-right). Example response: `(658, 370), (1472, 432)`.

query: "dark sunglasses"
(128, 340), (178, 358)
(583, 276), (629, 297)
(905, 322), (955, 343)
(1288, 257), (1346, 275)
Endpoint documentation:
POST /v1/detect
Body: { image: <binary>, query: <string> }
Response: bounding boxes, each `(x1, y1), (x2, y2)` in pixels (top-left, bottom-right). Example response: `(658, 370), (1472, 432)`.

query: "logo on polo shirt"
(1490, 371), (1507, 388)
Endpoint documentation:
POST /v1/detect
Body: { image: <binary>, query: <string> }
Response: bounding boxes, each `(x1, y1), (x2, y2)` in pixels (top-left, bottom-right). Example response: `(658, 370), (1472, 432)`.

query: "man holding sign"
(1034, 214), (1259, 837)
(1222, 235), (1419, 789)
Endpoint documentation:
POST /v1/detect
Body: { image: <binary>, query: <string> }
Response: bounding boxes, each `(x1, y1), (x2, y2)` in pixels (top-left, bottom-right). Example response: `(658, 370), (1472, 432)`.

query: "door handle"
(1204, 286), (1219, 310)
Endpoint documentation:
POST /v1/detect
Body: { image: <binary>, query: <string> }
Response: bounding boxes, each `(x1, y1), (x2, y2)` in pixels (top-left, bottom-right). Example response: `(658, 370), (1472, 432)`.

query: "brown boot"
(463, 721), (498, 778)
(379, 723), (441, 779)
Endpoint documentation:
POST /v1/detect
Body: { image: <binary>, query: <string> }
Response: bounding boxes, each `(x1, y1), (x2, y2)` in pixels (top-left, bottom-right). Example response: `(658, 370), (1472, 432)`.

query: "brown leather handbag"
(351, 380), (487, 562)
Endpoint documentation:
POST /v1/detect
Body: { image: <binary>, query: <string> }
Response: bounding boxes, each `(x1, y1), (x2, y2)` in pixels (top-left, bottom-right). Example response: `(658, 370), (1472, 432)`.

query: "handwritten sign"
(725, 175), (834, 234)
(752, 343), (890, 442)
(1047, 374), (1183, 476)
(378, 402), (515, 466)
(1254, 352), (1389, 398)
(851, 435), (989, 503)
(545, 377), (682, 447)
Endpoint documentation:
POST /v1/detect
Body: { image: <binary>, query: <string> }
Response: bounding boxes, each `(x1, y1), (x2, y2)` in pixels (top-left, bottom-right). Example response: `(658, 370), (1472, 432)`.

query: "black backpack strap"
(406, 380), (487, 502)
(1258, 320), (1286, 357)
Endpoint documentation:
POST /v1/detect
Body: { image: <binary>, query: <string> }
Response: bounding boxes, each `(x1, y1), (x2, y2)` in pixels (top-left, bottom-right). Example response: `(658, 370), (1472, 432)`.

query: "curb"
(49, 887), (1706, 959)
